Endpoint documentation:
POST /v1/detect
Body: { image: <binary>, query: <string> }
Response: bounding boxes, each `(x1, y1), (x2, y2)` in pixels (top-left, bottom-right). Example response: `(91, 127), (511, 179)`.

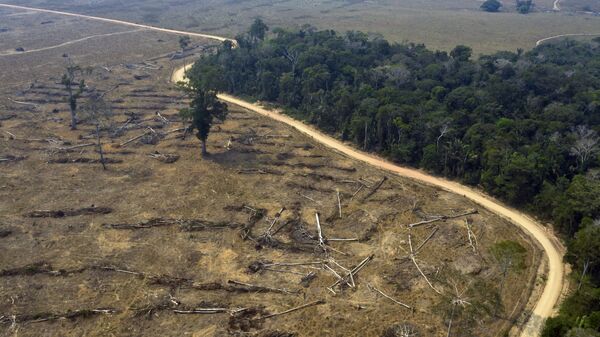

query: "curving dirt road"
(1, 3), (565, 336)
(536, 32), (600, 45)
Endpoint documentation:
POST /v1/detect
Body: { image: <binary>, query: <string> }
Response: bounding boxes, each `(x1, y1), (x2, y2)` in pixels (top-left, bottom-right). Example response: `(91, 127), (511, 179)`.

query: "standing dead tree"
(61, 58), (88, 130)
(81, 91), (112, 170)
(445, 282), (472, 337)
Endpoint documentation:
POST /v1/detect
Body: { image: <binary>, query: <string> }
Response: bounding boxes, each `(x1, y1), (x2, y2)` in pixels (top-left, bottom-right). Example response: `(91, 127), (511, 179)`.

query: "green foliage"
(178, 61), (228, 156)
(491, 240), (527, 271)
(179, 35), (191, 50)
(516, 0), (534, 13)
(481, 0), (502, 12)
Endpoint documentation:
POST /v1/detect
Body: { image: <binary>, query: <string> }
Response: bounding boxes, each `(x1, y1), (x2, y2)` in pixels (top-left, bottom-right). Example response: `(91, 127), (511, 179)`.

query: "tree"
(61, 58), (87, 130)
(570, 126), (599, 171)
(249, 18), (269, 44)
(178, 66), (228, 156)
(491, 240), (527, 290)
(567, 223), (600, 289)
(179, 35), (191, 51)
(81, 92), (112, 170)
(450, 45), (472, 62)
(516, 0), (533, 13)
(481, 0), (502, 12)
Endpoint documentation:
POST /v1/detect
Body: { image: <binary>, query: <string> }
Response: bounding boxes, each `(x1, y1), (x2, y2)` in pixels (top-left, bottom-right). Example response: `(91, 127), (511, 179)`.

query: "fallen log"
(0, 308), (118, 324)
(257, 300), (325, 320)
(227, 280), (299, 295)
(407, 209), (478, 228)
(361, 176), (387, 202)
(25, 206), (112, 218)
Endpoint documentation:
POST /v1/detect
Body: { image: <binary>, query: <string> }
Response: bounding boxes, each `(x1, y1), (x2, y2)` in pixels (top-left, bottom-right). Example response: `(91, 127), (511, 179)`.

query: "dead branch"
(414, 227), (439, 254)
(238, 168), (284, 176)
(227, 280), (298, 295)
(173, 308), (230, 314)
(119, 128), (154, 147)
(297, 192), (322, 205)
(408, 209), (478, 228)
(148, 152), (180, 164)
(350, 184), (364, 200)
(408, 233), (442, 295)
(52, 143), (95, 152)
(257, 300), (325, 320)
(0, 308), (118, 324)
(367, 283), (411, 309)
(7, 98), (39, 108)
(463, 219), (478, 255)
(361, 176), (388, 202)
(336, 189), (342, 218)
(25, 206), (112, 218)
(315, 213), (327, 254)
(327, 238), (359, 242)
(329, 255), (374, 291)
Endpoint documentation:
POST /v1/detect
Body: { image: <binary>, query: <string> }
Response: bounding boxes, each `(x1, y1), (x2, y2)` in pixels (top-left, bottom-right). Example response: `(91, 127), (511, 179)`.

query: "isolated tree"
(178, 64), (228, 156)
(179, 35), (191, 51)
(516, 0), (533, 13)
(481, 0), (502, 12)
(61, 59), (87, 130)
(81, 92), (112, 170)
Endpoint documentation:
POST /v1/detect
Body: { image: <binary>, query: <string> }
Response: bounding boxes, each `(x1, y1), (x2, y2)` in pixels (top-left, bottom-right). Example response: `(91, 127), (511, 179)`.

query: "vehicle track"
(0, 28), (144, 57)
(0, 3), (566, 336)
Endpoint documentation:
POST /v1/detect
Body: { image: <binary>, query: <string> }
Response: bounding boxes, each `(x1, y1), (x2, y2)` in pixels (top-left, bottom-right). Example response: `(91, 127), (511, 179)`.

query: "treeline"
(188, 21), (600, 336)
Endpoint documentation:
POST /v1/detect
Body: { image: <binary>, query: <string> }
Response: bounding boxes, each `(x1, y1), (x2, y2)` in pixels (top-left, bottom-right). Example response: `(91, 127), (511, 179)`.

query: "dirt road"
(1, 3), (566, 336)
(536, 32), (600, 45)
(173, 66), (564, 337)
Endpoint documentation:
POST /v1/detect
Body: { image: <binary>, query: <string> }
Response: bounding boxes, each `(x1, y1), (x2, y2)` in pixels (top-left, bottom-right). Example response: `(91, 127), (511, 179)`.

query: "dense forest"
(187, 21), (600, 336)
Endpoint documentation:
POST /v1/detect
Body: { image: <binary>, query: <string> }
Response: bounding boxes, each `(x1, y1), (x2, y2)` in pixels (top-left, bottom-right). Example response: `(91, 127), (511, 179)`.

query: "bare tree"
(61, 58), (87, 130)
(282, 47), (300, 74)
(570, 125), (599, 170)
(82, 92), (112, 170)
(437, 123), (450, 151)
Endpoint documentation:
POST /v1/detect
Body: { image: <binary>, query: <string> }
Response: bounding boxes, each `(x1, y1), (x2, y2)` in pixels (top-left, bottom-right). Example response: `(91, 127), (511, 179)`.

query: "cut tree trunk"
(70, 106), (77, 130)
(96, 125), (107, 170)
(201, 140), (207, 157)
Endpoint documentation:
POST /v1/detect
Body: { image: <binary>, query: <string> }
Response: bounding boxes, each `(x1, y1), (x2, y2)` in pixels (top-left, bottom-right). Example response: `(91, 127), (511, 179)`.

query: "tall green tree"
(178, 63), (228, 156)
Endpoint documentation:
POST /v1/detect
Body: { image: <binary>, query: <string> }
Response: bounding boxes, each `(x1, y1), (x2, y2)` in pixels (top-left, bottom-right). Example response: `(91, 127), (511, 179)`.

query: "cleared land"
(0, 8), (545, 337)
(1, 0), (599, 54)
